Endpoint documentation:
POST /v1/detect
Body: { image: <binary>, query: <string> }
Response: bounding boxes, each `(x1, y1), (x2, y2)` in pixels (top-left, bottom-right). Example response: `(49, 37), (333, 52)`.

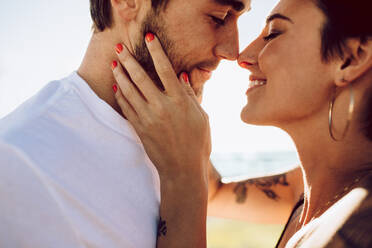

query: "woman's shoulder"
(325, 174), (372, 248)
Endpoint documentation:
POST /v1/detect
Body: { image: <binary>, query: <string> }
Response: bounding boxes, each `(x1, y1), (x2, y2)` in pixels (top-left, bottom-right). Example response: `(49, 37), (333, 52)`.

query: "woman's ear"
(111, 0), (141, 23)
(335, 38), (372, 87)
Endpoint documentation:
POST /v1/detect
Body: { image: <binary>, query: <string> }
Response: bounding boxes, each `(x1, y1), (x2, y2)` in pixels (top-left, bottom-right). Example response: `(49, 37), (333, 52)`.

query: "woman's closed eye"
(263, 30), (282, 41)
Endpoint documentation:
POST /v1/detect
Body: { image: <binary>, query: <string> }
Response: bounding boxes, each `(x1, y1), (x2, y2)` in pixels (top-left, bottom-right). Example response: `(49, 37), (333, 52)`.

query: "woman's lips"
(246, 80), (267, 95)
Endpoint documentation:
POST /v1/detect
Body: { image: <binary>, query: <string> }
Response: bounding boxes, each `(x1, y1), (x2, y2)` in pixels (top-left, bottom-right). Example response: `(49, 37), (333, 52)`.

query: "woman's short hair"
(89, 0), (169, 32)
(315, 0), (372, 140)
(315, 0), (371, 61)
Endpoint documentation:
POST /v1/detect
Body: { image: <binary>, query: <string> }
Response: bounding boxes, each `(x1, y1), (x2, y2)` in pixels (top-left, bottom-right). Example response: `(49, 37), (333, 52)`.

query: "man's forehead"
(212, 0), (251, 13)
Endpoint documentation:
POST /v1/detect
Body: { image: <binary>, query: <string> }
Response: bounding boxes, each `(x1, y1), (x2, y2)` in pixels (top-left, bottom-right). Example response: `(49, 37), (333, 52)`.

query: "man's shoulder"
(0, 141), (40, 188)
(1, 78), (69, 123)
(0, 76), (80, 141)
(0, 141), (29, 163)
(0, 141), (87, 248)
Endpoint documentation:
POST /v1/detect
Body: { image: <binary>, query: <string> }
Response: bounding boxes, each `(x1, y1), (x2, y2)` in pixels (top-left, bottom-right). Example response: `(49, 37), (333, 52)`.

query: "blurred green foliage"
(207, 218), (284, 248)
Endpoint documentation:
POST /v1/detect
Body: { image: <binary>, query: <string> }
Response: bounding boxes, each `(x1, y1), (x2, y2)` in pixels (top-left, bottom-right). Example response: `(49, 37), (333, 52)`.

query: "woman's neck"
(282, 109), (372, 227)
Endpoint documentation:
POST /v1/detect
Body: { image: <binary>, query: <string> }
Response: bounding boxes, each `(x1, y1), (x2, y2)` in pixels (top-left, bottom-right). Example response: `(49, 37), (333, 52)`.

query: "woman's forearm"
(156, 176), (208, 248)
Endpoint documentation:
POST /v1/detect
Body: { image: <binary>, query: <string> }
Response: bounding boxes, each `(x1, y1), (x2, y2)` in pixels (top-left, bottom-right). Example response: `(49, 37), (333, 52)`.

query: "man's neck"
(78, 31), (128, 116)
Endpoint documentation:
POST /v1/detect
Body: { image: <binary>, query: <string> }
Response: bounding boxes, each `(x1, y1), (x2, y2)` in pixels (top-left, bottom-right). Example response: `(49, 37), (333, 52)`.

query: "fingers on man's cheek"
(114, 87), (124, 107)
(112, 65), (131, 96)
(112, 61), (123, 83)
(117, 88), (138, 119)
(145, 33), (157, 50)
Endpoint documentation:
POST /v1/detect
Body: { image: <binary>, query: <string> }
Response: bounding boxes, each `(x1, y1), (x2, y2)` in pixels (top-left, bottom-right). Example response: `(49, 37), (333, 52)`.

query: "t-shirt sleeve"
(0, 142), (85, 248)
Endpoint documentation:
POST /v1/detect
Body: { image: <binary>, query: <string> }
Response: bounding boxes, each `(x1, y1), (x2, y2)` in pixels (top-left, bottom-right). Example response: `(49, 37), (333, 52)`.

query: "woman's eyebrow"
(266, 13), (294, 24)
(213, 0), (246, 12)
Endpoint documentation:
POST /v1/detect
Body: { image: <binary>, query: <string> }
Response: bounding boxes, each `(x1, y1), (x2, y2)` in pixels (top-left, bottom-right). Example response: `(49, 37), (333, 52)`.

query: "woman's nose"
(237, 37), (263, 68)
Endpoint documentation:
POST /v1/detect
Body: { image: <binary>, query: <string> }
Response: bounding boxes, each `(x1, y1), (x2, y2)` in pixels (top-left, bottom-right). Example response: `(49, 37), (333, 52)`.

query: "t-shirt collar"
(67, 71), (142, 145)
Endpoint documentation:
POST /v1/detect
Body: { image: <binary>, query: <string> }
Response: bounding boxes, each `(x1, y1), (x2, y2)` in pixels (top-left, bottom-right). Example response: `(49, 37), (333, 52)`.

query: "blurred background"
(0, 0), (299, 247)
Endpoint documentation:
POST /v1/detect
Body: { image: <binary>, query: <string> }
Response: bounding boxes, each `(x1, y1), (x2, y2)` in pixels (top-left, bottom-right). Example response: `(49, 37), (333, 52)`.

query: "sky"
(0, 0), (297, 155)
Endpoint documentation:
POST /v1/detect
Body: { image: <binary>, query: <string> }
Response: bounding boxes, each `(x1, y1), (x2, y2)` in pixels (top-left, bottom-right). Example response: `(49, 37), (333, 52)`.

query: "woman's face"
(238, 0), (338, 127)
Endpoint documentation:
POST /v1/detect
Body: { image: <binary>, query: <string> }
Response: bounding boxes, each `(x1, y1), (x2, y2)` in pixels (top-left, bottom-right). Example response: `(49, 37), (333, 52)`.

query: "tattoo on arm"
(157, 217), (167, 237)
(233, 174), (289, 203)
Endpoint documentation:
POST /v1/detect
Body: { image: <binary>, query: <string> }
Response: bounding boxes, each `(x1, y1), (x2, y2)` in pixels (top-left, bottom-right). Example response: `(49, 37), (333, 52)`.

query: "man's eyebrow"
(266, 13), (294, 24)
(213, 0), (245, 12)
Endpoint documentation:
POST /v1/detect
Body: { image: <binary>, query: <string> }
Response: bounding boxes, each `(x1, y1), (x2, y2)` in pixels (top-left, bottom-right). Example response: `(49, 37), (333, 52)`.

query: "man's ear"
(335, 38), (372, 87)
(111, 0), (141, 22)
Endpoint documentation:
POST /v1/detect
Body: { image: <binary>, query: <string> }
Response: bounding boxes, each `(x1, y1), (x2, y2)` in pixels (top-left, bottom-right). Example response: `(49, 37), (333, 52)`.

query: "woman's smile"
(246, 77), (267, 95)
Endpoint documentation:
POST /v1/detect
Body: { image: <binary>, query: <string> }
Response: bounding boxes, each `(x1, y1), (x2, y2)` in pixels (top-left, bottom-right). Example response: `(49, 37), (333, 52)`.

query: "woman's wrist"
(157, 178), (208, 248)
(160, 176), (208, 199)
(157, 158), (209, 180)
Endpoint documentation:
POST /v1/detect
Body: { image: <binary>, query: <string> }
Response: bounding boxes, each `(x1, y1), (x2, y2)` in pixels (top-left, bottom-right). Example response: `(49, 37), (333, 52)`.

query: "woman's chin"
(240, 107), (260, 125)
(240, 106), (271, 126)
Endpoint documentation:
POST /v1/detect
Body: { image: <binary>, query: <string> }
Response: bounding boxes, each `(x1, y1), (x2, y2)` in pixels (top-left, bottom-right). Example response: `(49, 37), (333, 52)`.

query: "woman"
(111, 0), (372, 247)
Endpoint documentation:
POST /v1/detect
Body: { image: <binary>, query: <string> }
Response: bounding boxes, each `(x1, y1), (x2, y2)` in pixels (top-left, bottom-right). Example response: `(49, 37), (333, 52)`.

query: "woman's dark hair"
(315, 0), (371, 61)
(315, 0), (372, 140)
(89, 0), (169, 32)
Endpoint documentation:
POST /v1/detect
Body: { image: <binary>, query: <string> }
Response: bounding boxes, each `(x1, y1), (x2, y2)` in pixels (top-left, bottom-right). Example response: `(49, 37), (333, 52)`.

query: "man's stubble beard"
(134, 9), (186, 91)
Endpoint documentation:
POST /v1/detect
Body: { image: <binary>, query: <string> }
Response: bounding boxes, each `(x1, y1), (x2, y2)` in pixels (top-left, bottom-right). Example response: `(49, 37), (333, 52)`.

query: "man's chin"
(190, 68), (210, 88)
(189, 69), (210, 103)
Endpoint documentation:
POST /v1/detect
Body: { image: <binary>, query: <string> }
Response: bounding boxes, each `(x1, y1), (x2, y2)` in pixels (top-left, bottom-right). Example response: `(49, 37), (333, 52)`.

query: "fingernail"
(112, 84), (118, 93)
(116, 43), (123, 54)
(112, 60), (118, 70)
(145, 33), (155, 43)
(239, 62), (252, 68)
(181, 72), (189, 84)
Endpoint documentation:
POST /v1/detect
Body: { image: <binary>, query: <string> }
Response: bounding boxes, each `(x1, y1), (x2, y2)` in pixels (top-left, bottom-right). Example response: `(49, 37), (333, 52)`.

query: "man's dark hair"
(315, 0), (372, 140)
(89, 0), (170, 32)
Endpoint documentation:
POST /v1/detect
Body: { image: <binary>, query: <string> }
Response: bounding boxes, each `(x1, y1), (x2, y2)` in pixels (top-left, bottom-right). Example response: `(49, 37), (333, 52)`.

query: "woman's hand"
(111, 35), (211, 184)
(111, 34), (210, 247)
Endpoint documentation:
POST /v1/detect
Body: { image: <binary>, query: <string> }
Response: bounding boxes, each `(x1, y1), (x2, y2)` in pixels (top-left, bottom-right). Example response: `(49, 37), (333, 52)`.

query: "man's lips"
(199, 67), (212, 73)
(198, 67), (214, 80)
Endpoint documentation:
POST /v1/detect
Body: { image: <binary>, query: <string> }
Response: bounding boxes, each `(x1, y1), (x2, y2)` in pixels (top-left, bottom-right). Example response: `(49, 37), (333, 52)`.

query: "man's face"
(134, 0), (251, 91)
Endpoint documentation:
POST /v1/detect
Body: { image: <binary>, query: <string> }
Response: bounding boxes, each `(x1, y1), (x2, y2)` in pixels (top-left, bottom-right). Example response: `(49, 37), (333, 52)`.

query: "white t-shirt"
(0, 72), (161, 248)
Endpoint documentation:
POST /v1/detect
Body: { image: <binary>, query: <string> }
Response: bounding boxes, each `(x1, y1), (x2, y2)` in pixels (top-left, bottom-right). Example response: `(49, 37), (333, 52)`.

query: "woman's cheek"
(258, 45), (276, 76)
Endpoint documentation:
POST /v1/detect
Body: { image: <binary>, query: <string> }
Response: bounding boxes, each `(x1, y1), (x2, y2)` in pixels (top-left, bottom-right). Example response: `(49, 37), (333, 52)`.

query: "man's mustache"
(192, 60), (220, 72)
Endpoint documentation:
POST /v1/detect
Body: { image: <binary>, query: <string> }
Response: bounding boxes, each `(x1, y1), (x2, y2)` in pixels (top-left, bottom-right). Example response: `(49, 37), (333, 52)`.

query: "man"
(0, 0), (250, 247)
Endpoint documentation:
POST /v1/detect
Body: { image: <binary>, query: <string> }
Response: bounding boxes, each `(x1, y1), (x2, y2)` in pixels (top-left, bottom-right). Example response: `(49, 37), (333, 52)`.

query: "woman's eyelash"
(210, 16), (226, 26)
(263, 32), (282, 41)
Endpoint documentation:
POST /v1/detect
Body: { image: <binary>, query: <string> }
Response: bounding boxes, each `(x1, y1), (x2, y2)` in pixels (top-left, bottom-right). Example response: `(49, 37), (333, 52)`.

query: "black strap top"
(275, 196), (305, 248)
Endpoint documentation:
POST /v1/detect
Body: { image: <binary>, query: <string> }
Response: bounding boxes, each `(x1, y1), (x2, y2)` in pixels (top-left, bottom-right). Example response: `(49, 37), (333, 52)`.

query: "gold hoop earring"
(328, 84), (355, 141)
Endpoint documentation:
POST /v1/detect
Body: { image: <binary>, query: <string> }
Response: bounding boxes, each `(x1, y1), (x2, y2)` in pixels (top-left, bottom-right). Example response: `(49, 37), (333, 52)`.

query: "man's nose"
(214, 27), (239, 61)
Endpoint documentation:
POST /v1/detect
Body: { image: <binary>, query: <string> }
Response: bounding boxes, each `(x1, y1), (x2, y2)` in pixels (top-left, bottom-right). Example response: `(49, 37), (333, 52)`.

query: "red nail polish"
(145, 33), (155, 42)
(240, 62), (253, 68)
(182, 72), (189, 83)
(116, 43), (123, 54)
(112, 84), (118, 93)
(112, 61), (118, 70)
